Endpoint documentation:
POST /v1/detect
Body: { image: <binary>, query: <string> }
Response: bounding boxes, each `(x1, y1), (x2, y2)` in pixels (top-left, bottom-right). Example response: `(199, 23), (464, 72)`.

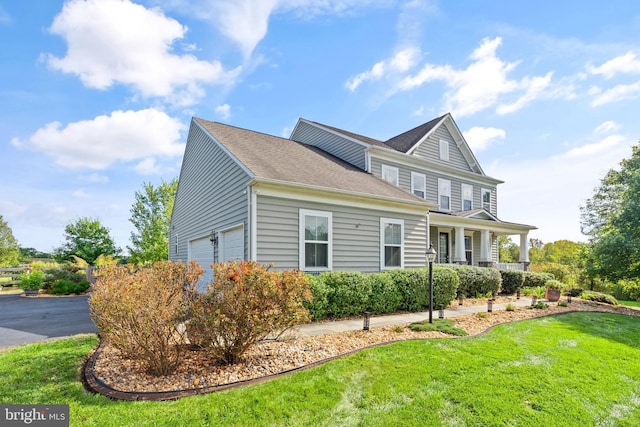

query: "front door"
(438, 232), (450, 263)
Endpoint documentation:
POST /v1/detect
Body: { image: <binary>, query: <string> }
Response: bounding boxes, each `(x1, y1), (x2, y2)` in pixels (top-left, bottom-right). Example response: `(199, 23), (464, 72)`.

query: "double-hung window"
(300, 209), (332, 271)
(482, 188), (492, 211)
(411, 172), (426, 198)
(438, 178), (451, 211)
(381, 218), (404, 269)
(381, 164), (399, 186)
(462, 184), (473, 210)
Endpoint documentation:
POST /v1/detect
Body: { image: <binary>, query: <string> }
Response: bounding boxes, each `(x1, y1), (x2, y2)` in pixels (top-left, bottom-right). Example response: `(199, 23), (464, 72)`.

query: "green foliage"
(498, 236), (520, 263)
(557, 301), (568, 307)
(320, 271), (372, 318)
(545, 279), (565, 291)
(19, 270), (45, 290)
(531, 302), (549, 309)
(366, 272), (402, 314)
(54, 217), (120, 265)
(19, 247), (53, 260)
(505, 303), (516, 311)
(385, 266), (459, 312)
(90, 261), (204, 375)
(304, 275), (330, 320)
(41, 267), (90, 295)
(531, 262), (573, 284)
(0, 214), (20, 267)
(127, 178), (178, 264)
(580, 291), (618, 305)
(499, 269), (524, 294)
(187, 261), (311, 365)
(408, 318), (467, 336)
(566, 288), (584, 297)
(451, 265), (501, 298)
(619, 279), (640, 301)
(523, 271), (554, 288)
(50, 279), (90, 295)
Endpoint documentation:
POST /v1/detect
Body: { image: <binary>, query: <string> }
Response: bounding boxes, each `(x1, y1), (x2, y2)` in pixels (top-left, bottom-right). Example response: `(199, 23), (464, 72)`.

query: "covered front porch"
(428, 209), (537, 271)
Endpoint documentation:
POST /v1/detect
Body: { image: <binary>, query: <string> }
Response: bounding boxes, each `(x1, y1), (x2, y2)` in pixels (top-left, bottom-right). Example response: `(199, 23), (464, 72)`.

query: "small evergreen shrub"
(566, 288), (583, 297)
(451, 265), (501, 298)
(19, 270), (45, 290)
(580, 291), (618, 305)
(367, 272), (402, 314)
(523, 271), (554, 288)
(532, 302), (549, 309)
(51, 278), (90, 295)
(386, 268), (429, 312)
(321, 271), (372, 318)
(42, 267), (87, 294)
(500, 269), (525, 295)
(304, 275), (330, 321)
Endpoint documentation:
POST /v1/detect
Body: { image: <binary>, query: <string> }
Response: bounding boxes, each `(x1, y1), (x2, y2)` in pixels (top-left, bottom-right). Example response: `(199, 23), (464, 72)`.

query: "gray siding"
(256, 195), (427, 272)
(170, 120), (252, 263)
(412, 126), (472, 172)
(370, 157), (497, 215)
(291, 121), (367, 170)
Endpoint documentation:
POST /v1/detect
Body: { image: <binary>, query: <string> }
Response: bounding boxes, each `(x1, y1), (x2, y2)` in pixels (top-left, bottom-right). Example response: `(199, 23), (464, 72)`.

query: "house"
(169, 113), (535, 283)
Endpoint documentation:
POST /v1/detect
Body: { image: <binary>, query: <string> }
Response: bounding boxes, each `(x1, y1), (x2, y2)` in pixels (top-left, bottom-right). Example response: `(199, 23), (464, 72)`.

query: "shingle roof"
(194, 118), (428, 205)
(309, 121), (388, 148)
(384, 114), (447, 153)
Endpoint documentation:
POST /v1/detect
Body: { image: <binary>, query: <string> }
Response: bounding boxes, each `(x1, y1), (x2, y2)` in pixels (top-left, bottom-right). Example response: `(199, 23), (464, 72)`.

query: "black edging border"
(82, 305), (640, 401)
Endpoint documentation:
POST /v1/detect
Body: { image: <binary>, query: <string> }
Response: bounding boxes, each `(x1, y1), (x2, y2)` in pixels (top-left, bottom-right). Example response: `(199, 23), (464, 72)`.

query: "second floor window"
(411, 172), (426, 198)
(462, 184), (473, 210)
(381, 164), (399, 186)
(482, 188), (491, 211)
(438, 178), (451, 210)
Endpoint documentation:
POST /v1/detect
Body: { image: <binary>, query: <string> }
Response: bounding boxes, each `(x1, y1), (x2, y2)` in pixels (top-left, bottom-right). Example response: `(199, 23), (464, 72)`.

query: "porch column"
(519, 233), (530, 271)
(454, 226), (466, 264)
(480, 230), (491, 262)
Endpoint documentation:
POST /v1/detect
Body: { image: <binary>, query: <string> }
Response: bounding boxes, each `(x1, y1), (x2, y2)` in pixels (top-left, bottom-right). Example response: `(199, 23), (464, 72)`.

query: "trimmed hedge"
(499, 270), (525, 295)
(304, 267), (459, 320)
(450, 265), (502, 298)
(523, 271), (554, 288)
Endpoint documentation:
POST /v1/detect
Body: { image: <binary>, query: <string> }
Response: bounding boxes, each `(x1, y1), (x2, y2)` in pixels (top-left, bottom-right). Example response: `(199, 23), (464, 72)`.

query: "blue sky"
(1, 0), (639, 254)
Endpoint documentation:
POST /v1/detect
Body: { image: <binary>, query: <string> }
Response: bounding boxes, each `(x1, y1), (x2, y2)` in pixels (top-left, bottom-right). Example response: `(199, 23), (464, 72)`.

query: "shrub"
(304, 275), (330, 321)
(566, 288), (583, 297)
(51, 279), (90, 295)
(505, 303), (516, 311)
(19, 270), (45, 290)
(367, 272), (402, 315)
(532, 302), (549, 309)
(41, 267), (85, 294)
(523, 271), (554, 288)
(452, 265), (501, 298)
(531, 262), (572, 283)
(500, 270), (525, 295)
(90, 261), (203, 376)
(558, 301), (568, 307)
(619, 279), (640, 301)
(320, 271), (372, 318)
(432, 267), (459, 308)
(187, 261), (311, 365)
(386, 267), (458, 313)
(580, 291), (618, 305)
(545, 280), (565, 291)
(408, 318), (467, 336)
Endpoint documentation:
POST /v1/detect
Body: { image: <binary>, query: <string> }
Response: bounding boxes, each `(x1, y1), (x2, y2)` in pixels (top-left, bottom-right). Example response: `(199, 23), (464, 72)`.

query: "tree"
(54, 217), (120, 265)
(127, 178), (178, 264)
(0, 214), (20, 267)
(498, 236), (519, 263)
(580, 141), (640, 281)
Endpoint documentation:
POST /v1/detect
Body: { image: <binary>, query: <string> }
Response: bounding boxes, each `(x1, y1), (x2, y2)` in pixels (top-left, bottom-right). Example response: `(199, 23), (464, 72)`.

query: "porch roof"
(429, 210), (537, 234)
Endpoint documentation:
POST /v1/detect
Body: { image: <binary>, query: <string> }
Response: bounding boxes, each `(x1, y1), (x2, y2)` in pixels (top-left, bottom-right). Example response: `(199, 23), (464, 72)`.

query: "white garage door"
(189, 236), (213, 292)
(221, 226), (244, 262)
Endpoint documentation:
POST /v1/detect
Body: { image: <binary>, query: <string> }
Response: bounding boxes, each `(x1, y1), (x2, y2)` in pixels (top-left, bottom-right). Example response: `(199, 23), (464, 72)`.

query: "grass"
(408, 318), (467, 336)
(619, 300), (640, 308)
(1, 313), (639, 426)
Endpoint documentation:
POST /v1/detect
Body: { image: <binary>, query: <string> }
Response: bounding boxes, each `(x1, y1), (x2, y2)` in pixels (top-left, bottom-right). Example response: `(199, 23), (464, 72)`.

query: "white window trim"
(482, 188), (492, 211)
(439, 139), (450, 161)
(411, 171), (426, 199)
(380, 218), (404, 270)
(299, 209), (333, 271)
(438, 178), (451, 211)
(462, 183), (473, 210)
(381, 164), (399, 186)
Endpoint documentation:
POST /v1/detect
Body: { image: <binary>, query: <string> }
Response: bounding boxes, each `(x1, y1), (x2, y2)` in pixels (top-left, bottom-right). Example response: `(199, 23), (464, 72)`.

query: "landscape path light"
(425, 245), (437, 324)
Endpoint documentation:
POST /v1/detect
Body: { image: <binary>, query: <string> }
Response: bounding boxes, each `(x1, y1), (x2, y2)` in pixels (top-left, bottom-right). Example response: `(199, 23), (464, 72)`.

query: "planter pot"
(545, 288), (561, 302)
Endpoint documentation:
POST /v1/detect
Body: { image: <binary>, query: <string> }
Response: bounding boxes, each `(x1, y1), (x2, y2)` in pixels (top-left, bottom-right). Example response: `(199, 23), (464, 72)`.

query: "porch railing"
(496, 263), (524, 271)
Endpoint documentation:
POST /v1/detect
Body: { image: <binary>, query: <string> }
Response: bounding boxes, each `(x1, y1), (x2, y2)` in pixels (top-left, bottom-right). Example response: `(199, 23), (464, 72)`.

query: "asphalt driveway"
(0, 293), (98, 349)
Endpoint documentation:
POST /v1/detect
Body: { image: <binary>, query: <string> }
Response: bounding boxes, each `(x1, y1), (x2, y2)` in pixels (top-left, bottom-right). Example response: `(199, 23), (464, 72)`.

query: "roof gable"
(384, 114), (446, 152)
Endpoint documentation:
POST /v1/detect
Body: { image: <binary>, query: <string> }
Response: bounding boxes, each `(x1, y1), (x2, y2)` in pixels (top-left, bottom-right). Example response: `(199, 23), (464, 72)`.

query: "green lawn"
(1, 313), (639, 426)
(619, 300), (640, 308)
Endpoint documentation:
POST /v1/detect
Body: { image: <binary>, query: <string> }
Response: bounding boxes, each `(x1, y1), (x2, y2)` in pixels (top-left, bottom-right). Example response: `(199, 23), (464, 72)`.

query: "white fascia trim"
(296, 119), (372, 149)
(406, 115), (448, 155)
(429, 212), (537, 234)
(288, 118), (304, 140)
(193, 119), (255, 179)
(368, 146), (504, 186)
(442, 115), (486, 175)
(249, 178), (434, 216)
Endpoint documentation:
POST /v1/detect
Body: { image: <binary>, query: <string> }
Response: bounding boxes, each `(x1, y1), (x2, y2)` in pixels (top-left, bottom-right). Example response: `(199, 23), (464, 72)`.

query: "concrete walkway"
(296, 296), (538, 336)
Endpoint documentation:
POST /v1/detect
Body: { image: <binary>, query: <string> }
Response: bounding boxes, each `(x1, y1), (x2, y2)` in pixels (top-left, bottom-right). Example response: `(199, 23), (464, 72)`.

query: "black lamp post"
(426, 245), (437, 324)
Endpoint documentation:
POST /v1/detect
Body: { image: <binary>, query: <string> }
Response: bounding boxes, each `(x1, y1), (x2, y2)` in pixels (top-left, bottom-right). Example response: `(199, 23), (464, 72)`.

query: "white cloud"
(134, 158), (163, 175)
(487, 134), (632, 243)
(590, 81), (640, 106)
(346, 47), (420, 91)
(72, 189), (91, 199)
(588, 52), (640, 78)
(81, 173), (110, 184)
(47, 0), (239, 106)
(15, 108), (185, 170)
(463, 127), (505, 151)
(398, 37), (553, 117)
(594, 120), (619, 134)
(215, 104), (232, 119)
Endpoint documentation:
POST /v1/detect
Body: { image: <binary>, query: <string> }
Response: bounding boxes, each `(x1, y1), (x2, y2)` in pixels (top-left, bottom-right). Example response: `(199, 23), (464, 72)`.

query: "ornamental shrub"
(89, 261), (203, 375)
(19, 270), (45, 290)
(320, 271), (372, 318)
(187, 261), (311, 365)
(580, 291), (618, 305)
(387, 267), (459, 312)
(499, 269), (525, 295)
(545, 279), (565, 291)
(523, 271), (554, 288)
(453, 265), (501, 298)
(41, 266), (86, 294)
(367, 272), (402, 314)
(51, 278), (90, 295)
(304, 274), (330, 321)
(619, 279), (640, 301)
